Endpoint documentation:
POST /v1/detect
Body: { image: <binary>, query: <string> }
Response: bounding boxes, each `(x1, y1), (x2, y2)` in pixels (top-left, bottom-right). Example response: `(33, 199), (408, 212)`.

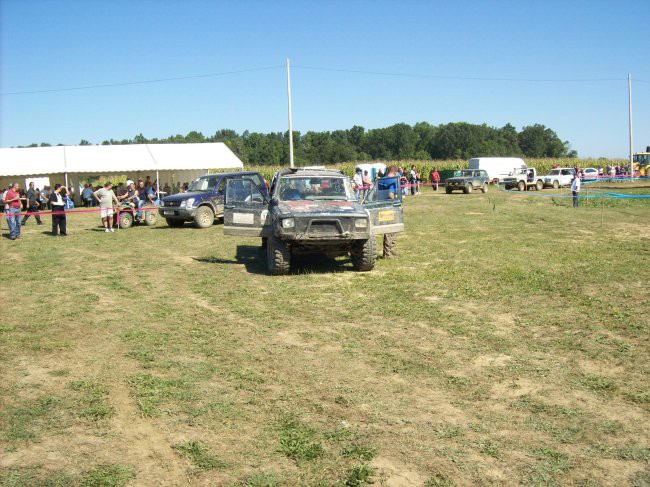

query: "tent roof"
(0, 143), (243, 177)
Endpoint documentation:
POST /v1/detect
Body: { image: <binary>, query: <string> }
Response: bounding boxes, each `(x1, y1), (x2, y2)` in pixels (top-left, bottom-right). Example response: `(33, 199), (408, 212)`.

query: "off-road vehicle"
(502, 167), (544, 191)
(159, 172), (267, 228)
(222, 167), (404, 275)
(445, 169), (490, 194)
(112, 201), (157, 229)
(542, 168), (576, 189)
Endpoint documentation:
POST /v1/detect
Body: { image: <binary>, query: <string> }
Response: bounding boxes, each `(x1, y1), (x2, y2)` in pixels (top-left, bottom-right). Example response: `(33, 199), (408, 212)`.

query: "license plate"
(378, 210), (394, 222)
(164, 211), (173, 215)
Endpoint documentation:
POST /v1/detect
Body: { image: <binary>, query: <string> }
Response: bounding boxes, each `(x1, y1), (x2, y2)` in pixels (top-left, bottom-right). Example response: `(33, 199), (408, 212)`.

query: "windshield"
(277, 176), (354, 201)
(188, 176), (218, 192)
(547, 169), (560, 176)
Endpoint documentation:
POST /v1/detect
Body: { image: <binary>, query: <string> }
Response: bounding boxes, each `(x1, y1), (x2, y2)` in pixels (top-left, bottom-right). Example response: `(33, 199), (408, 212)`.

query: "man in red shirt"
(3, 182), (22, 240)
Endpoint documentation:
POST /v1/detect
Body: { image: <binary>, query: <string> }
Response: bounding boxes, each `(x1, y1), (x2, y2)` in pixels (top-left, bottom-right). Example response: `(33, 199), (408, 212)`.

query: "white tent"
(0, 143), (244, 201)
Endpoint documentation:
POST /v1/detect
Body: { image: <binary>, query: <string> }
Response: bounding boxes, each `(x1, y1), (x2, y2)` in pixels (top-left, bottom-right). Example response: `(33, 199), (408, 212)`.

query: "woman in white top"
(571, 173), (581, 208)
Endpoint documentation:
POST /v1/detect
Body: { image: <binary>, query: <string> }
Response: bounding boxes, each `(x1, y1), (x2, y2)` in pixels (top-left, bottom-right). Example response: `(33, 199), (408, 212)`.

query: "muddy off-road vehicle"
(222, 167), (404, 275)
(112, 201), (157, 229)
(445, 169), (490, 194)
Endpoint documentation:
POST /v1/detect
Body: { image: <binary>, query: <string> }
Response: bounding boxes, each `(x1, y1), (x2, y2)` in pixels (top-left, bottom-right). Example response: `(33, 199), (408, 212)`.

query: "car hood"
(162, 191), (209, 202)
(446, 176), (472, 182)
(277, 200), (365, 215)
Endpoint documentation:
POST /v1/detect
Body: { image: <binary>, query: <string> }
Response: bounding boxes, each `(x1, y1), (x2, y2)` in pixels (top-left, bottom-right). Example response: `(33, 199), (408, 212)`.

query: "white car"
(582, 167), (599, 180)
(543, 168), (576, 189)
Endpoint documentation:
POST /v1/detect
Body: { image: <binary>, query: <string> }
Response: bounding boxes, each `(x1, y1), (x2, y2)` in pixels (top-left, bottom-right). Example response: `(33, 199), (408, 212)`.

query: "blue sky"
(1, 0), (648, 158)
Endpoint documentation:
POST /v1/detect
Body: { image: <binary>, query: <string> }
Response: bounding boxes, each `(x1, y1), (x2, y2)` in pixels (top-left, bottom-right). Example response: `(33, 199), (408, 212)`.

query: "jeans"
(572, 191), (579, 208)
(22, 203), (42, 224)
(6, 207), (21, 238)
(136, 200), (145, 218)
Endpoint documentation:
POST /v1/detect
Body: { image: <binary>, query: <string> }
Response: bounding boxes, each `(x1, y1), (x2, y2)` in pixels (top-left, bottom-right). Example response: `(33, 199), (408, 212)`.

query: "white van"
(468, 157), (526, 183)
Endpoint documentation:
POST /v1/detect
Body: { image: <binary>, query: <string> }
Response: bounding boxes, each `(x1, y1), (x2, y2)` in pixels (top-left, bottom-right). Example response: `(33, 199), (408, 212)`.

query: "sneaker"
(105, 228), (110, 232)
(110, 228), (115, 232)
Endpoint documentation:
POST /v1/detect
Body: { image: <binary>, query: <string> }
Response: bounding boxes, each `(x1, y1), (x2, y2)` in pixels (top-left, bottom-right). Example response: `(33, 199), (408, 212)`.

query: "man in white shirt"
(571, 173), (581, 208)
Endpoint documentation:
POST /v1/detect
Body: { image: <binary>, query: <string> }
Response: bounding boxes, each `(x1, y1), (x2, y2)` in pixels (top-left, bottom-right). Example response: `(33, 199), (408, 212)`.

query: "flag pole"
(286, 58), (295, 168)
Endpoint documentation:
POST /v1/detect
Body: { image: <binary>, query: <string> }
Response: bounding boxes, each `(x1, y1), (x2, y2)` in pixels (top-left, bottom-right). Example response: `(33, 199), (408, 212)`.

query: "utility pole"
(628, 73), (633, 177)
(286, 58), (294, 168)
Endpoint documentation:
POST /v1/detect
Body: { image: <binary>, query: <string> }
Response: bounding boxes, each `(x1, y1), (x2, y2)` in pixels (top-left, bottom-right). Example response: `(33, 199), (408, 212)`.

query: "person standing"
(94, 182), (119, 232)
(430, 167), (440, 191)
(81, 183), (94, 207)
(378, 166), (399, 258)
(49, 184), (68, 236)
(352, 169), (363, 200)
(21, 182), (43, 226)
(571, 172), (581, 208)
(3, 182), (22, 240)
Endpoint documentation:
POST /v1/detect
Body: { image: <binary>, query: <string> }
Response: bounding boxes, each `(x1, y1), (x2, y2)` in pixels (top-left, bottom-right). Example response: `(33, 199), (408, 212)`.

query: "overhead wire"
(0, 65), (284, 96)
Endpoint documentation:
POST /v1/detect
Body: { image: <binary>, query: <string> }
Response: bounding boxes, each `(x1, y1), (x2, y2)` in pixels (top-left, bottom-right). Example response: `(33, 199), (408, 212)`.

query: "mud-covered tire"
(446, 187), (452, 194)
(144, 210), (157, 226)
(517, 180), (526, 192)
(482, 183), (489, 193)
(351, 237), (376, 272)
(536, 180), (543, 191)
(166, 218), (184, 227)
(464, 184), (473, 194)
(194, 206), (214, 228)
(552, 180), (559, 189)
(119, 212), (133, 229)
(267, 236), (290, 275)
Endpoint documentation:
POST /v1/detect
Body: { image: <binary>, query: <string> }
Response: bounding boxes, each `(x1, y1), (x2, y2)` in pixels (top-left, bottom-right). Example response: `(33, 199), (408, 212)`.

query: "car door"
(223, 178), (272, 237)
(363, 176), (404, 235)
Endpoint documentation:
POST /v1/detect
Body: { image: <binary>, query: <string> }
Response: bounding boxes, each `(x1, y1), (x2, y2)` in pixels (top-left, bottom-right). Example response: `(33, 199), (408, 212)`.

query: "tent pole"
(156, 169), (160, 201)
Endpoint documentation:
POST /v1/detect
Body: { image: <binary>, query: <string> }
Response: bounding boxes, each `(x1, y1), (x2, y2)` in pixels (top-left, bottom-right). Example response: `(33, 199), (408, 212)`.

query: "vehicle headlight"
(160, 200), (165, 207)
(354, 218), (368, 228)
(281, 218), (295, 229)
(180, 198), (195, 208)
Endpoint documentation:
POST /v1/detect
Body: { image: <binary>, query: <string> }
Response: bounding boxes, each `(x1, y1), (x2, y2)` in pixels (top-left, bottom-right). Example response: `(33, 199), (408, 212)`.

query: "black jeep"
(221, 167), (404, 274)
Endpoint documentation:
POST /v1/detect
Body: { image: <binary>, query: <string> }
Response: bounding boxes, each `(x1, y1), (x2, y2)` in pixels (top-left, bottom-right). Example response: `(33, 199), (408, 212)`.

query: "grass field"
(1, 182), (648, 486)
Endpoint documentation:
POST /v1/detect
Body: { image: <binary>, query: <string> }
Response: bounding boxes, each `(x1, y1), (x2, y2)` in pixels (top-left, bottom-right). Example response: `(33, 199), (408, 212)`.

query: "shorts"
(100, 208), (114, 218)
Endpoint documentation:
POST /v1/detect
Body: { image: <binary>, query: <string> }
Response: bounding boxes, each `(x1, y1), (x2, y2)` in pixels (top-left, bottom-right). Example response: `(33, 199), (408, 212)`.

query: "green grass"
(0, 180), (648, 484)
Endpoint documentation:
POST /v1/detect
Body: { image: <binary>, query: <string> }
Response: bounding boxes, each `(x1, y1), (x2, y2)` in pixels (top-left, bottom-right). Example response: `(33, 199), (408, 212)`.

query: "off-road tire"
(261, 237), (268, 249)
(552, 180), (559, 189)
(464, 184), (473, 194)
(119, 212), (133, 229)
(351, 237), (376, 272)
(267, 236), (290, 275)
(166, 218), (184, 227)
(482, 183), (489, 193)
(446, 187), (452, 194)
(194, 206), (214, 228)
(536, 180), (543, 191)
(517, 180), (526, 192)
(144, 210), (157, 226)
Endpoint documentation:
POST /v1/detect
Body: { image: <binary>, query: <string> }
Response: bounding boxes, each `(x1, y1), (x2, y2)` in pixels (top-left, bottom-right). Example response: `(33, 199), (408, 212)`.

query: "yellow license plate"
(377, 210), (394, 222)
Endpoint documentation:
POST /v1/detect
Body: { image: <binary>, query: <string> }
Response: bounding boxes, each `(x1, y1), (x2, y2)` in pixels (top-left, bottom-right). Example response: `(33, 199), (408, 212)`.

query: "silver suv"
(542, 168), (576, 189)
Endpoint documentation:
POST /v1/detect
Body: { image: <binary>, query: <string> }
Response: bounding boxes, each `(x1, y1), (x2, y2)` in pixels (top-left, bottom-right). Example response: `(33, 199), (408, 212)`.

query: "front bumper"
(158, 207), (196, 220)
(277, 214), (370, 241)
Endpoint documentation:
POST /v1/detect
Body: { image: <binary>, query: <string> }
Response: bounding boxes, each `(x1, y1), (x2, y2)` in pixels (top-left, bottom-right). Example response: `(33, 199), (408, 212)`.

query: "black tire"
(119, 212), (133, 229)
(267, 236), (290, 275)
(144, 210), (157, 226)
(464, 184), (473, 194)
(552, 180), (559, 189)
(482, 183), (489, 193)
(166, 218), (184, 227)
(536, 180), (543, 191)
(446, 187), (452, 194)
(194, 206), (214, 228)
(517, 180), (526, 192)
(351, 237), (376, 271)
(261, 237), (268, 249)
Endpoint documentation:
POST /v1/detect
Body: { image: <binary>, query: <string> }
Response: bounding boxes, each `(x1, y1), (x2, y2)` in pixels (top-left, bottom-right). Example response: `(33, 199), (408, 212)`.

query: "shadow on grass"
(194, 245), (352, 275)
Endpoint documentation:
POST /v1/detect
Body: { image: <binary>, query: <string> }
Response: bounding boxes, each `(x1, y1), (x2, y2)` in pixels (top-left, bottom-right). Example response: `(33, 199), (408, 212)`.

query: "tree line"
(20, 121), (577, 165)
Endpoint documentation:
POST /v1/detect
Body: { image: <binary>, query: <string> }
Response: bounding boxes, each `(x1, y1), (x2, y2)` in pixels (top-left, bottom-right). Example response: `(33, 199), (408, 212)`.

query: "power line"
(292, 64), (626, 83)
(0, 65), (284, 96)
